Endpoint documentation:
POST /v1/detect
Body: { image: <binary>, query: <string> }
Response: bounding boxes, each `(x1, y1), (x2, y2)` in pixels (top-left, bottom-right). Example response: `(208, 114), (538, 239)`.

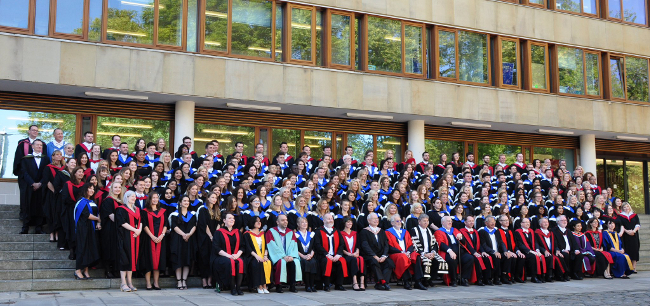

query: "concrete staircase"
(0, 204), (201, 292)
(635, 214), (650, 272)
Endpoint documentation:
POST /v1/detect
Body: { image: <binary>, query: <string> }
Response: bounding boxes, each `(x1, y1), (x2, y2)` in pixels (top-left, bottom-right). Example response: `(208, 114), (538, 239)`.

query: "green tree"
(367, 16), (402, 73)
(458, 31), (488, 83)
(626, 56), (649, 102)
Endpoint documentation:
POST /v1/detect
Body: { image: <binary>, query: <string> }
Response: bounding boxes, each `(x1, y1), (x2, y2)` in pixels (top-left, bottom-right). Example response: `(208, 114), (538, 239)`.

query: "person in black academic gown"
(100, 181), (123, 278)
(359, 212), (395, 290)
(14, 125), (37, 223)
(43, 150), (64, 242)
(73, 183), (100, 280)
(53, 158), (76, 250)
(170, 195), (197, 290)
(141, 192), (168, 290)
(61, 167), (86, 260)
(295, 216), (319, 292)
(196, 191), (221, 289)
(116, 191), (143, 292)
(18, 139), (49, 234)
(212, 212), (246, 295)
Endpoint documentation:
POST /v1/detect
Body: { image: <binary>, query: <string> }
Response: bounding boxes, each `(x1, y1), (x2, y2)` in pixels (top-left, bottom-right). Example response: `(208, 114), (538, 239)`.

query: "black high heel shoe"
(74, 272), (86, 280)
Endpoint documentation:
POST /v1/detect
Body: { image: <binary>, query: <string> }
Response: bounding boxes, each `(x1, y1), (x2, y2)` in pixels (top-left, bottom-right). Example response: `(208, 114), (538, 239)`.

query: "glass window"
(528, 0), (545, 5)
(230, 0), (273, 58)
(530, 43), (547, 90)
(556, 0), (581, 13)
(330, 13), (351, 66)
(97, 117), (170, 153)
(367, 16), (401, 73)
(158, 0), (183, 46)
(377, 136), (402, 164)
(88, 0), (103, 41)
(303, 131), (332, 160)
(558, 46), (585, 95)
(458, 31), (488, 84)
(0, 111), (77, 179)
(272, 129), (300, 158)
(500, 39), (518, 87)
(274, 4), (282, 61)
(204, 0), (228, 52)
(533, 147), (575, 172)
(335, 134), (343, 160)
(609, 0), (647, 25)
(346, 134), (373, 162)
(585, 52), (600, 96)
(610, 57), (626, 99)
(583, 0), (598, 14)
(354, 16), (360, 70)
(186, 0), (199, 51)
(34, 0), (49, 35)
(478, 144), (522, 166)
(290, 7), (313, 62)
(315, 11), (322, 66)
(106, 0), (155, 44)
(404, 25), (423, 74)
(625, 56), (649, 102)
(626, 161), (645, 214)
(424, 139), (464, 164)
(438, 30), (456, 79)
(0, 1), (29, 29)
(55, 0), (85, 35)
(194, 124), (255, 157)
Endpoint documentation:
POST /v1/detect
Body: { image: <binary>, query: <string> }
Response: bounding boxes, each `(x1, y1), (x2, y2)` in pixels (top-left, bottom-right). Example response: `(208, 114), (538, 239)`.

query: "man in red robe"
(385, 215), (426, 290)
(314, 214), (348, 291)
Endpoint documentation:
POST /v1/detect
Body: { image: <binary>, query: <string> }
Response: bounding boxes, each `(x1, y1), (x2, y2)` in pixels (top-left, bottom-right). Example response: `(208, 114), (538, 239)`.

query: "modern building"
(0, 0), (649, 213)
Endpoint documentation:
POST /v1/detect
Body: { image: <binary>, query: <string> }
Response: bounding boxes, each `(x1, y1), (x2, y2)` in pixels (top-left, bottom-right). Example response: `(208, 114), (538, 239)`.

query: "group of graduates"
(14, 124), (640, 294)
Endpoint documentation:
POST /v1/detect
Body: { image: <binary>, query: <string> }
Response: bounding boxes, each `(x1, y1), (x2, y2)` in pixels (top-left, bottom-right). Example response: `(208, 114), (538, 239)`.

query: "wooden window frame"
(523, 0), (548, 9)
(436, 27), (491, 87)
(362, 16), (426, 78)
(0, 0), (36, 35)
(285, 3), (317, 65)
(550, 0), (599, 17)
(603, 0), (649, 26)
(402, 21), (427, 78)
(103, 0), (187, 51)
(496, 36), (522, 89)
(434, 26), (459, 82)
(553, 45), (603, 99)
(606, 53), (628, 101)
(325, 9), (355, 70)
(524, 41), (551, 93)
(50, 0), (90, 41)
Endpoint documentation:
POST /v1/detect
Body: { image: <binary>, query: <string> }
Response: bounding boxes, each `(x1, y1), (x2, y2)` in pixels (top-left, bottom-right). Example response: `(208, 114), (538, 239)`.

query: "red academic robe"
(434, 228), (477, 285)
(385, 228), (419, 279)
(535, 229), (566, 274)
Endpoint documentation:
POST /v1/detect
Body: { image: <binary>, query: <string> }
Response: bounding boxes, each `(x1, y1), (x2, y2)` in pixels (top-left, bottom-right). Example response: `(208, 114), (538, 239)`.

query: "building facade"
(0, 0), (649, 213)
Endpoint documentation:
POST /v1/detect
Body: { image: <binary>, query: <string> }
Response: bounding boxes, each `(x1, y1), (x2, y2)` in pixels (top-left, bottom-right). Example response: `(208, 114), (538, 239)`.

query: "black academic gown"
(169, 211), (197, 269)
(211, 228), (246, 288)
(139, 208), (168, 272)
(74, 198), (100, 270)
(116, 205), (142, 272)
(196, 206), (220, 278)
(61, 180), (84, 249)
(52, 171), (70, 248)
(359, 227), (395, 282)
(100, 197), (120, 270)
(42, 164), (62, 229)
(19, 154), (49, 226)
(14, 138), (33, 219)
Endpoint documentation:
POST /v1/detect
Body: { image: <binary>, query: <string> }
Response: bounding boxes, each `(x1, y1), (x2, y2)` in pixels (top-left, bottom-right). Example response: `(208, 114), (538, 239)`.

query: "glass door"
(597, 157), (648, 214)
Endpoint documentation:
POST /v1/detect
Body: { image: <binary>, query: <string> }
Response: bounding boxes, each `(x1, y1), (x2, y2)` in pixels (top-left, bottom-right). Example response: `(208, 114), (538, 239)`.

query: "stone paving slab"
(1, 272), (650, 305)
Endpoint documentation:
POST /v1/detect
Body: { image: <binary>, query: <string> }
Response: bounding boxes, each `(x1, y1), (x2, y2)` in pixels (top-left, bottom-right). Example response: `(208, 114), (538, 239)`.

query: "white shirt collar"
(541, 229), (549, 234)
(52, 140), (66, 147)
(465, 227), (474, 233)
(558, 226), (566, 233)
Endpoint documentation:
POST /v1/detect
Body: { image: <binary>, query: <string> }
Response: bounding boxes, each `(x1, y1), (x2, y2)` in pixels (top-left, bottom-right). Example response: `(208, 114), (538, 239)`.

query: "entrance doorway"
(596, 158), (649, 214)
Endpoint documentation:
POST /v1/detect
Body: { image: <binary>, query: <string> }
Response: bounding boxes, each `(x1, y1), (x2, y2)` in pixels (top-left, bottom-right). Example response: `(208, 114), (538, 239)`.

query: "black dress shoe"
(290, 285), (297, 293)
(384, 284), (391, 290)
(237, 289), (244, 295)
(460, 279), (469, 287)
(334, 285), (346, 291)
(493, 279), (502, 285)
(515, 277), (524, 283)
(540, 277), (546, 283)
(414, 282), (427, 290)
(486, 279), (494, 286)
(531, 277), (541, 283)
(231, 289), (237, 296)
(428, 279), (436, 287)
(476, 280), (485, 286)
(403, 282), (412, 290)
(545, 276), (554, 283)
(305, 287), (312, 292)
(276, 286), (284, 293)
(323, 285), (330, 292)
(450, 280), (457, 287)
(374, 283), (386, 290)
(501, 276), (511, 285)
(19, 227), (28, 234)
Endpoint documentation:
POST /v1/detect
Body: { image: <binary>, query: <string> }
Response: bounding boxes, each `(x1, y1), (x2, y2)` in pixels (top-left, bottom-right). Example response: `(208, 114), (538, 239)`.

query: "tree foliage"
(458, 31), (488, 83)
(625, 56), (649, 102)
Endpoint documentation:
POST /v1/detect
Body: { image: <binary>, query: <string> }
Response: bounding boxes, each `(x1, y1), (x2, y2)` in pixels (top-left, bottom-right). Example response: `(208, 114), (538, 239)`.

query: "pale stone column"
(407, 120), (425, 162)
(580, 134), (597, 175)
(174, 101), (195, 151)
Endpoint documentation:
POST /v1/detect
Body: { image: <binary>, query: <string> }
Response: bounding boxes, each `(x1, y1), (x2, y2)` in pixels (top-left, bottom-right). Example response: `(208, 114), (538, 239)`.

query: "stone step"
(1, 219), (24, 226)
(0, 205), (19, 212)
(0, 251), (34, 260)
(0, 261), (33, 270)
(0, 276), (204, 292)
(0, 242), (58, 252)
(0, 270), (32, 280)
(635, 262), (650, 271)
(0, 234), (34, 243)
(0, 213), (20, 219)
(32, 260), (75, 270)
(32, 268), (105, 279)
(0, 250), (70, 261)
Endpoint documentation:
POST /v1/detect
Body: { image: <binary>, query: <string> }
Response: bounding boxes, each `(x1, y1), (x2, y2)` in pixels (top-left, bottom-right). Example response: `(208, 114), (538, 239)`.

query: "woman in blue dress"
(602, 219), (633, 279)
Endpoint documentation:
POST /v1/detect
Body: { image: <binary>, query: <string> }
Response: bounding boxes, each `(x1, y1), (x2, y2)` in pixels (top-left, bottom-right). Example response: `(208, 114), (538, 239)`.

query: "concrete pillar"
(174, 101), (195, 151)
(580, 134), (597, 175)
(407, 120), (425, 162)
